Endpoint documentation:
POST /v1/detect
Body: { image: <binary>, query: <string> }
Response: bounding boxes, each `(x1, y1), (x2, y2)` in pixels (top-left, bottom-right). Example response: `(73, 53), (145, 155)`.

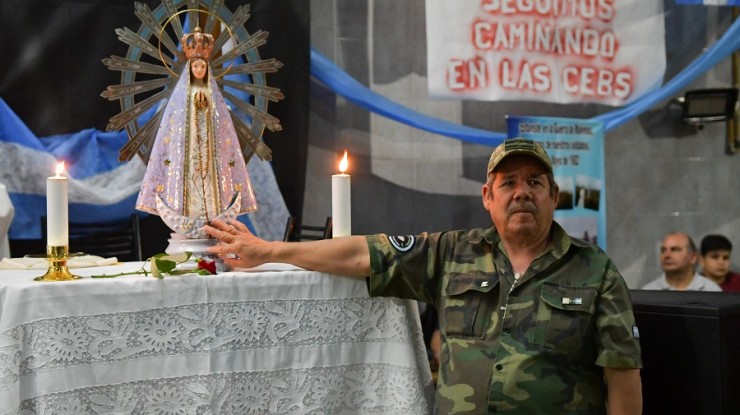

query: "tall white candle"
(332, 151), (351, 238)
(47, 162), (69, 247)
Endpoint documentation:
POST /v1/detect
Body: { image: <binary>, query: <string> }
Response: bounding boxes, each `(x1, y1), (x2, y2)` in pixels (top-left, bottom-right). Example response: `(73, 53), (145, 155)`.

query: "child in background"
(700, 234), (740, 292)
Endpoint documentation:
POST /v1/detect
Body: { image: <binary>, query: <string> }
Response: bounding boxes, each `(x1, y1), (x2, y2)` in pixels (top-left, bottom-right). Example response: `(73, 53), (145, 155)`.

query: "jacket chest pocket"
(534, 283), (597, 351)
(441, 274), (498, 339)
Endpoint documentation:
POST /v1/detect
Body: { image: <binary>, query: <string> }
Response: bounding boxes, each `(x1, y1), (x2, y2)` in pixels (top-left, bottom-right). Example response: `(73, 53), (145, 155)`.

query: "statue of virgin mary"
(136, 27), (256, 239)
(102, 3), (284, 244)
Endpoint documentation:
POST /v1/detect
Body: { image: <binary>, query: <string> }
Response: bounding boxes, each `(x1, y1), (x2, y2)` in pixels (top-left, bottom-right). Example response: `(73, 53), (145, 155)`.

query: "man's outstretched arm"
(203, 219), (371, 278)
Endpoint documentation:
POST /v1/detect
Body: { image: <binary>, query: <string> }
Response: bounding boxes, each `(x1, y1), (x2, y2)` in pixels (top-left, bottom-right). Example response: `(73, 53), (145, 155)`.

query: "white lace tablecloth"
(0, 262), (434, 414)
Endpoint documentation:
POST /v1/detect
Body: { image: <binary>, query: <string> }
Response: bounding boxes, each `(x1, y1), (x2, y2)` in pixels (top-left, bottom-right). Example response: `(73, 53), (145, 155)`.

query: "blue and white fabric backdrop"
(0, 98), (289, 241)
(311, 17), (740, 138)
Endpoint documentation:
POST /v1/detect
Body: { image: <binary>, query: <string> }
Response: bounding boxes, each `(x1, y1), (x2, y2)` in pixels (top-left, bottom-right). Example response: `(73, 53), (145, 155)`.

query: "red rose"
(197, 259), (217, 274)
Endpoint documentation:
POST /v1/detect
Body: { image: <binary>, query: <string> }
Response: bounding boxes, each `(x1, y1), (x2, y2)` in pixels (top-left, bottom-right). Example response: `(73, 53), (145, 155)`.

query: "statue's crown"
(181, 27), (213, 60)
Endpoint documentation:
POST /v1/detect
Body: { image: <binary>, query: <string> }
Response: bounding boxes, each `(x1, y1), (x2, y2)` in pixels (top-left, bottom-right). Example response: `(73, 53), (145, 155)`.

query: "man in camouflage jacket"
(205, 138), (643, 414)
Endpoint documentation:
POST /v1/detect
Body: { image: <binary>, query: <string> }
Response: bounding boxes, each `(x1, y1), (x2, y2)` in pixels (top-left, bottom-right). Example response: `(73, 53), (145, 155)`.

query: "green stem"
(90, 266), (149, 279)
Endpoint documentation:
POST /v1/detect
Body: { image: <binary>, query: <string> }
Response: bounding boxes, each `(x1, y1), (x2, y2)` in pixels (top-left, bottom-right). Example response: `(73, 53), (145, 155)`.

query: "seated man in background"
(205, 138), (643, 414)
(642, 232), (722, 291)
(699, 234), (740, 292)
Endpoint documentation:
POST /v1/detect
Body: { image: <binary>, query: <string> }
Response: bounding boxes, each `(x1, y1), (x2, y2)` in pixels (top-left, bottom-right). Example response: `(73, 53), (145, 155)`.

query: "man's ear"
(482, 182), (492, 209)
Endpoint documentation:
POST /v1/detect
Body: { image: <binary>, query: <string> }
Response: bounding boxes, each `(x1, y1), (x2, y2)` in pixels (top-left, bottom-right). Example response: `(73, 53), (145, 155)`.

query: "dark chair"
(41, 215), (144, 261)
(283, 216), (333, 242)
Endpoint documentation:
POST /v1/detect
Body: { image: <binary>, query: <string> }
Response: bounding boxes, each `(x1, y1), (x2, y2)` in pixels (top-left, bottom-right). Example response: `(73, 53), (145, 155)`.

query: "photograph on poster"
(555, 176), (574, 210)
(558, 216), (598, 245)
(575, 175), (601, 211)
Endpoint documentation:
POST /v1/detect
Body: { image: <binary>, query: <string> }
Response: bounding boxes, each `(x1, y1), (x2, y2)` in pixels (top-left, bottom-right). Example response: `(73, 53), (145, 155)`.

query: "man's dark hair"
(700, 234), (733, 256)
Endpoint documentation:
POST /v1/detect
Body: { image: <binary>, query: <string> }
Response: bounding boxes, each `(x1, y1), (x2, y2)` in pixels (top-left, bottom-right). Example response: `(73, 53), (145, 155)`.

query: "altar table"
(0, 262), (434, 414)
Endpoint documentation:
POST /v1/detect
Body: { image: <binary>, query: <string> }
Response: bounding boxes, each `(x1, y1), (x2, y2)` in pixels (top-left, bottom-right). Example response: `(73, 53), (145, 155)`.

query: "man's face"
(191, 59), (207, 80)
(700, 249), (731, 281)
(659, 234), (696, 275)
(482, 155), (557, 240)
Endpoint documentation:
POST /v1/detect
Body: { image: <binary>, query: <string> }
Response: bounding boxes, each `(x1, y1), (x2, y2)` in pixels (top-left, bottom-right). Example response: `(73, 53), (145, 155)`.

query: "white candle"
(47, 162), (69, 247)
(332, 151), (351, 238)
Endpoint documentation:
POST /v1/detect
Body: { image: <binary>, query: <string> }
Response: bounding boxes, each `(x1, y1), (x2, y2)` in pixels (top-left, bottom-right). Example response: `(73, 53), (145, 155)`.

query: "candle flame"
(55, 162), (66, 176)
(338, 151), (349, 174)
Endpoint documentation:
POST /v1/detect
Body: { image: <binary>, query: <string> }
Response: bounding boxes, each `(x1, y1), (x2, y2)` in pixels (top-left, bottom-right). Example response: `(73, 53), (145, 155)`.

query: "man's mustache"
(507, 202), (537, 216)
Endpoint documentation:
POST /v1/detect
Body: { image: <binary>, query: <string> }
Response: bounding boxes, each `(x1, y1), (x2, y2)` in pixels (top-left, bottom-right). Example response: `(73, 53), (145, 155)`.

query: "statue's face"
(191, 59), (207, 80)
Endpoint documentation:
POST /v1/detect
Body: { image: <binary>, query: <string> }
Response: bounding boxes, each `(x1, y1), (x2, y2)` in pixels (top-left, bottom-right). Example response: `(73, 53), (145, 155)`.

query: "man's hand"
(203, 220), (271, 269)
(205, 220), (372, 277)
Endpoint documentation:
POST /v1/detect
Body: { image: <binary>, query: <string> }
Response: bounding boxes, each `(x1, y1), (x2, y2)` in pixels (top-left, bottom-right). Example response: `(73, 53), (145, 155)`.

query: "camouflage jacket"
(366, 223), (642, 414)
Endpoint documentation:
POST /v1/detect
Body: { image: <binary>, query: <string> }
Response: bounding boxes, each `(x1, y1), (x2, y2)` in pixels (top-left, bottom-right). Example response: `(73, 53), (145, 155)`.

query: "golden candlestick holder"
(34, 245), (81, 282)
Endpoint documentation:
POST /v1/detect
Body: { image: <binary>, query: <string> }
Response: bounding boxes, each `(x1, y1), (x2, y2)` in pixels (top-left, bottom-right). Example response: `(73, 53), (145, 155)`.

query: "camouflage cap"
(487, 138), (553, 175)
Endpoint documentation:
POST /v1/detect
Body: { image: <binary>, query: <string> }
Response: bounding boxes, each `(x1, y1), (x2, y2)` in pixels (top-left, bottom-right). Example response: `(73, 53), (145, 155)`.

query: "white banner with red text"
(426, 0), (666, 106)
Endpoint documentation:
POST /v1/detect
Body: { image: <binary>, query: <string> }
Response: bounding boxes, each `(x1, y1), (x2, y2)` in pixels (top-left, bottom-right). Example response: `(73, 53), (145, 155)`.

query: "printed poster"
(507, 116), (607, 250)
(426, 0), (666, 106)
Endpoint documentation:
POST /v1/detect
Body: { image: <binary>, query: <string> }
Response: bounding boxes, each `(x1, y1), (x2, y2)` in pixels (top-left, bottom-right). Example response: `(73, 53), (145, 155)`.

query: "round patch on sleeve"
(389, 235), (415, 252)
